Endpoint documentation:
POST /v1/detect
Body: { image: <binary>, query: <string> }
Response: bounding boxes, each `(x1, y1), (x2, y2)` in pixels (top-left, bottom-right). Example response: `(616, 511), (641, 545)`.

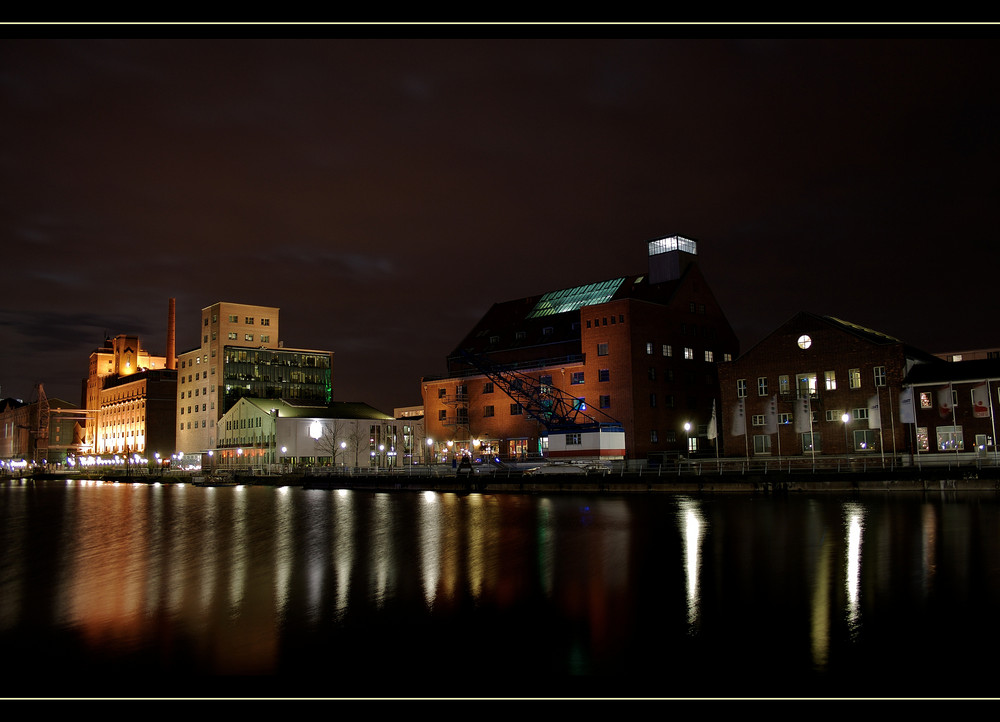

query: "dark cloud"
(3, 33), (1000, 411)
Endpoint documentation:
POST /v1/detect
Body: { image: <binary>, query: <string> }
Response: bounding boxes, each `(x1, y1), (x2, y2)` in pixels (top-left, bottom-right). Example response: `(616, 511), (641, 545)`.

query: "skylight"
(526, 278), (626, 318)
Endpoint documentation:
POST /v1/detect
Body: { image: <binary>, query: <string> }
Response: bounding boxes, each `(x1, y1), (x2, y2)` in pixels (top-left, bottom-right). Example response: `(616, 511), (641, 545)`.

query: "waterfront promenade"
(12, 454), (1000, 494)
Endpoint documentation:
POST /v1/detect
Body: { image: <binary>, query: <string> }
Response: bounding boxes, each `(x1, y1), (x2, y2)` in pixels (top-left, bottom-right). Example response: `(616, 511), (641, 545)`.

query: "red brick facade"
(717, 313), (937, 459)
(422, 254), (739, 464)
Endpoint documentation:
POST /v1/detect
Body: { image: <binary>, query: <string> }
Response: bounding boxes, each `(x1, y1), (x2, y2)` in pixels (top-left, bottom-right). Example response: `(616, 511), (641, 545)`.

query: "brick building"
(421, 236), (739, 464)
(903, 358), (1000, 462)
(717, 312), (943, 461)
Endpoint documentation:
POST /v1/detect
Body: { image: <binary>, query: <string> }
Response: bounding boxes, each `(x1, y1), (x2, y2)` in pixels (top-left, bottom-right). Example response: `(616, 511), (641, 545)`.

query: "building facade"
(717, 312), (943, 461)
(903, 358), (1000, 461)
(83, 334), (169, 454)
(175, 302), (333, 456)
(213, 397), (423, 470)
(420, 236), (739, 465)
(1, 392), (81, 470)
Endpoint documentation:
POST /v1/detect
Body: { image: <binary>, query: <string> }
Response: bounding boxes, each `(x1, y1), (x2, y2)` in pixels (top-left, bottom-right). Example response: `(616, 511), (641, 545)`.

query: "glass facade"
(222, 346), (332, 412)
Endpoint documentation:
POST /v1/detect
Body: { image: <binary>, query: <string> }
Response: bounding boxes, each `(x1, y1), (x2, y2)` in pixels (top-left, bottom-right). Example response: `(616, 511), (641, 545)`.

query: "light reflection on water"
(1, 479), (999, 697)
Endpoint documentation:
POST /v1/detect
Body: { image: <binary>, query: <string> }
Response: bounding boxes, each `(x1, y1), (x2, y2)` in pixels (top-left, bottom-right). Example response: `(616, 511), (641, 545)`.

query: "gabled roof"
(236, 397), (393, 420)
(447, 266), (697, 363)
(738, 311), (942, 365)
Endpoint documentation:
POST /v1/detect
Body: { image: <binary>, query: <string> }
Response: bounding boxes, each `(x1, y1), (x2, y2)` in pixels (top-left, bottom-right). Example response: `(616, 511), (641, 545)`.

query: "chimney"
(167, 297), (176, 370)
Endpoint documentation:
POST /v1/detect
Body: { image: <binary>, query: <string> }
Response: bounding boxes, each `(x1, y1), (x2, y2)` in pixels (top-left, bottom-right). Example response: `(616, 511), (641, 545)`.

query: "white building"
(213, 397), (426, 471)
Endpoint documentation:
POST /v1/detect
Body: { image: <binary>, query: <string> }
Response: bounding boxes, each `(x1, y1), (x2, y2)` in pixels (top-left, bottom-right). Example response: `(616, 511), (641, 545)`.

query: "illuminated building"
(214, 397), (418, 470)
(175, 302), (333, 457)
(717, 312), (943, 460)
(77, 331), (176, 462)
(421, 236), (739, 464)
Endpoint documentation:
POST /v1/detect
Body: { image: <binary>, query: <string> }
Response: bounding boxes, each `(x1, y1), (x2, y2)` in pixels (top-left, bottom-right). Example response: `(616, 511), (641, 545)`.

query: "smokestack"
(167, 297), (176, 370)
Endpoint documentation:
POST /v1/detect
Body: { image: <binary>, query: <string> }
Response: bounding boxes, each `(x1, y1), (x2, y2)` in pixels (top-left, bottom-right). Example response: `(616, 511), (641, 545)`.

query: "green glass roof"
(526, 278), (625, 318)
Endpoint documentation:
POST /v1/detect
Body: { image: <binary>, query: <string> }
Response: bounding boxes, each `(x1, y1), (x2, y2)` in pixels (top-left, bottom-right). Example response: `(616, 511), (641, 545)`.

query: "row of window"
(750, 426), (970, 454)
(737, 367), (887, 397)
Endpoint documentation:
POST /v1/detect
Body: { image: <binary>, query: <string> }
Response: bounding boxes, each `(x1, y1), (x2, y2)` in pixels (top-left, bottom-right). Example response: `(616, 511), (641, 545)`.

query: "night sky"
(3, 28), (1000, 415)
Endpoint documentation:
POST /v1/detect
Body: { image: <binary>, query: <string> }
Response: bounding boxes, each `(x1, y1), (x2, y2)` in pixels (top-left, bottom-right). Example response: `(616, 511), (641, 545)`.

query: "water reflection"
(1, 480), (999, 697)
(843, 501), (865, 637)
(678, 497), (705, 632)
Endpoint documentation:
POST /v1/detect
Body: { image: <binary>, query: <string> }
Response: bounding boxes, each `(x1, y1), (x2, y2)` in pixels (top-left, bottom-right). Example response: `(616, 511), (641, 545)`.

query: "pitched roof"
(238, 397), (393, 420)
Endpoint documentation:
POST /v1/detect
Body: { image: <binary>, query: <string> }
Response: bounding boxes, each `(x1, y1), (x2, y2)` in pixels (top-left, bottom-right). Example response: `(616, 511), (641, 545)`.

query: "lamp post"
(842, 413), (851, 466)
(684, 421), (692, 461)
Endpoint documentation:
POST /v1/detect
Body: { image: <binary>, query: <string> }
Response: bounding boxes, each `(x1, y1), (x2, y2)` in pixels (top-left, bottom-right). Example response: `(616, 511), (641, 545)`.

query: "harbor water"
(1, 477), (998, 698)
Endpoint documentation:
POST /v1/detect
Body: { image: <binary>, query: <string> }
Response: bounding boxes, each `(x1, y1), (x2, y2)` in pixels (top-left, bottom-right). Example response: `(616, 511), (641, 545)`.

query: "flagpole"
(888, 385), (897, 464)
(877, 386), (885, 468)
(953, 384), (960, 463)
(987, 380), (997, 467)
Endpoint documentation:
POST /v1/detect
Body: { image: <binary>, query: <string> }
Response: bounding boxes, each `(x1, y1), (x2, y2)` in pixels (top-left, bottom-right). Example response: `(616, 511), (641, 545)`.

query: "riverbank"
(10, 463), (1000, 494)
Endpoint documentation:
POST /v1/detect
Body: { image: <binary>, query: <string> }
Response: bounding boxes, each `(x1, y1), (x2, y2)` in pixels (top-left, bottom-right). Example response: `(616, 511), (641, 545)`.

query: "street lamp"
(842, 413), (851, 464)
(684, 421), (692, 461)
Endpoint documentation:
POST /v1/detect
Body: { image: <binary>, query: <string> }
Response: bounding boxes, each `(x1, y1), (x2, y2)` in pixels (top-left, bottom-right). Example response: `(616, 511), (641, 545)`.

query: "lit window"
(825, 371), (837, 391)
(571, 372), (584, 385)
(597, 342), (609, 356)
(849, 368), (861, 389)
(684, 347), (694, 360)
(704, 350), (714, 362)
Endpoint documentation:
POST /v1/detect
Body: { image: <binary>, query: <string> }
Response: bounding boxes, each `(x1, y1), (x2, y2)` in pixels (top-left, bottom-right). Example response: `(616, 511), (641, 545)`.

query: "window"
(438, 388), (446, 398)
(650, 393), (657, 407)
(663, 344), (672, 357)
(758, 377), (768, 396)
(705, 350), (714, 362)
(598, 369), (610, 382)
(510, 403), (523, 415)
(737, 379), (747, 398)
(802, 432), (822, 452)
(684, 347), (694, 360)
(597, 342), (609, 356)
(753, 435), (771, 454)
(849, 368), (862, 389)
(228, 332), (238, 340)
(723, 353), (732, 362)
(920, 391), (933, 409)
(796, 373), (817, 398)
(261, 318), (270, 326)
(825, 371), (837, 391)
(646, 342), (653, 355)
(648, 367), (656, 381)
(916, 426), (929, 451)
(566, 433), (581, 445)
(752, 415), (764, 427)
(853, 429), (877, 451)
(852, 408), (868, 421)
(937, 425), (964, 450)
(483, 381), (494, 394)
(779, 375), (790, 395)
(438, 410), (446, 421)
(650, 430), (659, 443)
(484, 405), (494, 417)
(826, 409), (845, 422)
(571, 372), (584, 385)
(228, 314), (238, 322)
(599, 395), (611, 408)
(874, 366), (886, 387)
